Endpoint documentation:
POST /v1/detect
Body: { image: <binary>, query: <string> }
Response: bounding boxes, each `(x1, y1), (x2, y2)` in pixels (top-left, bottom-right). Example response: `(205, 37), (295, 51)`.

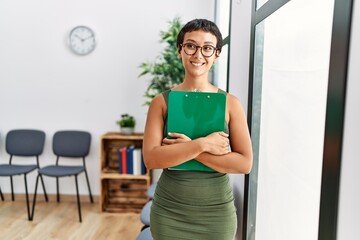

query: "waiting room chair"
(138, 183), (156, 231)
(31, 130), (93, 222)
(0, 187), (4, 200)
(147, 182), (157, 199)
(136, 227), (153, 240)
(0, 129), (48, 220)
(140, 200), (152, 230)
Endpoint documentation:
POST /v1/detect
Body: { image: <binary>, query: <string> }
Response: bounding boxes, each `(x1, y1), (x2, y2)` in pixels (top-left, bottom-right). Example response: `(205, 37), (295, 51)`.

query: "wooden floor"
(0, 198), (144, 240)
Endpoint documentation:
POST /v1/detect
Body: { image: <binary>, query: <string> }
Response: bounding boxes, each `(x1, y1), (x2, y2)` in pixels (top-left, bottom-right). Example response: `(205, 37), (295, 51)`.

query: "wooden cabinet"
(100, 132), (151, 213)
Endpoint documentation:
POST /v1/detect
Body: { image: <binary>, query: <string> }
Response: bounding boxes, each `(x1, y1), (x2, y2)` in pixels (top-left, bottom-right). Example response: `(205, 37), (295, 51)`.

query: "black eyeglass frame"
(180, 43), (219, 58)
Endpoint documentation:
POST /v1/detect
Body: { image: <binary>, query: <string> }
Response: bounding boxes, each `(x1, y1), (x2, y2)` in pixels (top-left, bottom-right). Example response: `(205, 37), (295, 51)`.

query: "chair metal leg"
(39, 175), (48, 202)
(84, 170), (93, 203)
(75, 175), (82, 222)
(30, 174), (40, 221)
(10, 176), (14, 201)
(0, 187), (4, 201)
(24, 174), (31, 221)
(56, 177), (60, 202)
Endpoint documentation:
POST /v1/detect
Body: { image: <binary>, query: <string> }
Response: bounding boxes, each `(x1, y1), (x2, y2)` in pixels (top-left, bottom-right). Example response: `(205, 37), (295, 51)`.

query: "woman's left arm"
(195, 94), (253, 173)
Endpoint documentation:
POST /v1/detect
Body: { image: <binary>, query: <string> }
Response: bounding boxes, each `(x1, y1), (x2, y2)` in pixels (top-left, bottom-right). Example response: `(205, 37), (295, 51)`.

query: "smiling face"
(179, 30), (220, 80)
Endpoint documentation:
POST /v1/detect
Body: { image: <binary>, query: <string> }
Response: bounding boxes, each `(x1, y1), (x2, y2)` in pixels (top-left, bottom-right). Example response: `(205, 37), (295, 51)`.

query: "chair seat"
(147, 183), (157, 199)
(0, 164), (37, 176)
(136, 227), (153, 240)
(39, 165), (84, 177)
(140, 200), (152, 226)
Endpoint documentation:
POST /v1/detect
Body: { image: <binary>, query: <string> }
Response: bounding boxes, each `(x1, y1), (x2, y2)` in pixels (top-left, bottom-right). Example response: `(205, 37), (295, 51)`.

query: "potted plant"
(116, 114), (136, 134)
(138, 17), (185, 106)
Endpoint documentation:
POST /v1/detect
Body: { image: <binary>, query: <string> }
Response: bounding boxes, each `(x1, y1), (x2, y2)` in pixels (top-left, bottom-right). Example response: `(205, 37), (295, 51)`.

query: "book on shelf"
(118, 145), (146, 175)
(133, 148), (142, 175)
(126, 145), (135, 174)
(117, 147), (127, 174)
(141, 153), (146, 175)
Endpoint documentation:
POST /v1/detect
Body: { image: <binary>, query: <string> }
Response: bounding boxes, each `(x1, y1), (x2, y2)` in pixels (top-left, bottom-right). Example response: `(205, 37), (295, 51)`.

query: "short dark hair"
(177, 19), (223, 54)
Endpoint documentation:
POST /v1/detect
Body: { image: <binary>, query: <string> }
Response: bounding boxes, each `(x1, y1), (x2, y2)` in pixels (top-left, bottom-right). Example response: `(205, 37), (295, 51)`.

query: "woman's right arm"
(142, 95), (228, 169)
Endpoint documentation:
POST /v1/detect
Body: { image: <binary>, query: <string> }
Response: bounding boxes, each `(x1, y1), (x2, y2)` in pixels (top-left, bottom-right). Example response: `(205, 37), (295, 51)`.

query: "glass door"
(246, 0), (335, 239)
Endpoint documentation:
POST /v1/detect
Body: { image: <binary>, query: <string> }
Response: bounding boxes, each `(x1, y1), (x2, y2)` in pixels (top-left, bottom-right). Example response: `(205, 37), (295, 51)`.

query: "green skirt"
(150, 169), (237, 240)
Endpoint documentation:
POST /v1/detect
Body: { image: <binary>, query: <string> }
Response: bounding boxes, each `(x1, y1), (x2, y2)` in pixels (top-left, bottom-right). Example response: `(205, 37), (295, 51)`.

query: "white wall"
(337, 1), (360, 239)
(0, 0), (214, 196)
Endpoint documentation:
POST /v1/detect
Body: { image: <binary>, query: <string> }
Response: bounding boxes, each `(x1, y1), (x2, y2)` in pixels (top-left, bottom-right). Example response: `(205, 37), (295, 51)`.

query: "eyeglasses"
(180, 43), (218, 58)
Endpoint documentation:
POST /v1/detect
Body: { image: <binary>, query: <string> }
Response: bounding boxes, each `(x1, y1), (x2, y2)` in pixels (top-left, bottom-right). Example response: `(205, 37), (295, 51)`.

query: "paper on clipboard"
(167, 91), (226, 172)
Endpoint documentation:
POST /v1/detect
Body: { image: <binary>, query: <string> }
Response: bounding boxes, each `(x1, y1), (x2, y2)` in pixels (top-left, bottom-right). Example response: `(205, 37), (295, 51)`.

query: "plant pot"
(120, 127), (134, 135)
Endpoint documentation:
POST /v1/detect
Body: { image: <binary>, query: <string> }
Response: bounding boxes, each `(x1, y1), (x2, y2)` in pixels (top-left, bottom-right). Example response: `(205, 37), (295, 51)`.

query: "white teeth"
(191, 62), (204, 66)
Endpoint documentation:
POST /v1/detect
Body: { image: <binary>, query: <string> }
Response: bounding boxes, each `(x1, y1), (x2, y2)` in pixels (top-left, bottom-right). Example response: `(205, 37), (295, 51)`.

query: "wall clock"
(69, 26), (96, 55)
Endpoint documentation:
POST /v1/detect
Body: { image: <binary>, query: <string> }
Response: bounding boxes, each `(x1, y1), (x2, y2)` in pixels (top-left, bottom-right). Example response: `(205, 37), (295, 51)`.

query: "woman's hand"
(162, 132), (191, 145)
(202, 132), (230, 156)
(162, 131), (230, 156)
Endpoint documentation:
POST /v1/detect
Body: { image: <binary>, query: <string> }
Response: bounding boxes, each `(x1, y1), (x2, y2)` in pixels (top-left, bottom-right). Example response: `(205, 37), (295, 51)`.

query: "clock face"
(69, 26), (96, 55)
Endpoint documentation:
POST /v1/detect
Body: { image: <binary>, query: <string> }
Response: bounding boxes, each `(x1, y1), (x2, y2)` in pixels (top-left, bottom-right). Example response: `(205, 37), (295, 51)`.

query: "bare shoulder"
(226, 92), (244, 112)
(148, 93), (167, 118)
(149, 93), (166, 107)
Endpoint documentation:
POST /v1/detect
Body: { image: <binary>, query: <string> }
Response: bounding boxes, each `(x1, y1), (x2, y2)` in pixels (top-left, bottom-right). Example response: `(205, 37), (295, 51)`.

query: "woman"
(142, 19), (253, 240)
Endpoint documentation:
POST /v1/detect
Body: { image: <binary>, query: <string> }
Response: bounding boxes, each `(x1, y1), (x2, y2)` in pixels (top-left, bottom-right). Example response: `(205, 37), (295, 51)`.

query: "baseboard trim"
(1, 193), (99, 203)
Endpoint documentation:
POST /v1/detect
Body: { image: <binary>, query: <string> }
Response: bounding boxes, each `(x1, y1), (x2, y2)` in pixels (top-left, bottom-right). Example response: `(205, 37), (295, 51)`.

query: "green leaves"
(116, 114), (136, 128)
(139, 17), (185, 106)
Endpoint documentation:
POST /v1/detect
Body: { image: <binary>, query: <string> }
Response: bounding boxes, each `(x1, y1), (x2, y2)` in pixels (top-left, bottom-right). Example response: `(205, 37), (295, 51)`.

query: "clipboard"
(167, 91), (226, 172)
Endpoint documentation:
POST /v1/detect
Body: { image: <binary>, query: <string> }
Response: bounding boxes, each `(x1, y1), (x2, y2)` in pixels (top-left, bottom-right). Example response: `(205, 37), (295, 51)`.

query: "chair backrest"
(6, 129), (45, 156)
(53, 131), (91, 158)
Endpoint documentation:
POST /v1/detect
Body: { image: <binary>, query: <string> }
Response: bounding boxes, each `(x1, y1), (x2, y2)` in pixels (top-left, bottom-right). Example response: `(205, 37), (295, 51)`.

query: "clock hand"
(75, 34), (84, 41)
(84, 34), (94, 40)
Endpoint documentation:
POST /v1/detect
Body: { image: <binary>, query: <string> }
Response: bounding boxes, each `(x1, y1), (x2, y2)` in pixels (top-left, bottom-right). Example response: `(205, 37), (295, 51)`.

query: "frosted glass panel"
(214, 0), (230, 89)
(248, 0), (335, 239)
(256, 0), (268, 10)
(215, 44), (228, 90)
